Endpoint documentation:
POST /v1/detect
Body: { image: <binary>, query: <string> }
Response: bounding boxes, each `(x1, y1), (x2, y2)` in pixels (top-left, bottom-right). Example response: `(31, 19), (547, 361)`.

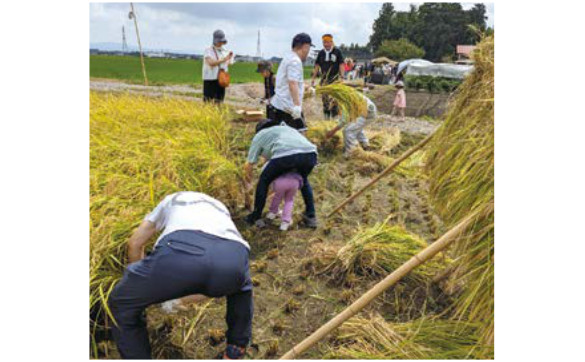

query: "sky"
(90, 2), (495, 57)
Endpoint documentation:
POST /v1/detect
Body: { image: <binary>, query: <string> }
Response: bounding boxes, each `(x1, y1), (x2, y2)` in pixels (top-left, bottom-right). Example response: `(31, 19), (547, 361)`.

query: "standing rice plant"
(315, 83), (367, 120)
(90, 92), (242, 356)
(425, 35), (494, 354)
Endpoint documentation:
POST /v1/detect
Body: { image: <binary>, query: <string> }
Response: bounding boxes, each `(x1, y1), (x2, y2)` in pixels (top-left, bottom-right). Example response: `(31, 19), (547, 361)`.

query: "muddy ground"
(91, 80), (446, 359)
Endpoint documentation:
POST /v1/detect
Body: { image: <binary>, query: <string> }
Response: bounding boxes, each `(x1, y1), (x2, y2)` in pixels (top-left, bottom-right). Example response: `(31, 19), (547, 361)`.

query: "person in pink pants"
(266, 172), (304, 231)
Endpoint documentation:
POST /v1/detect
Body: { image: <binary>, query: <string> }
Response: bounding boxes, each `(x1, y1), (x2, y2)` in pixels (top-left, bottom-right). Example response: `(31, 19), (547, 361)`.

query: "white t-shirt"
(270, 51), (304, 113)
(145, 191), (249, 249)
(202, 46), (234, 81)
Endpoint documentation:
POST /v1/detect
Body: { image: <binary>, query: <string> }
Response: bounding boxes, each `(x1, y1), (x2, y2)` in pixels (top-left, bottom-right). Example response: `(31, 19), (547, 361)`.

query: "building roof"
(456, 45), (476, 56)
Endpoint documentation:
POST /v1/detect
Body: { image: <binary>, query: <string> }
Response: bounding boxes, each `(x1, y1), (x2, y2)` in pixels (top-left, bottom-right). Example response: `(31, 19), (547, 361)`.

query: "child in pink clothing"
(391, 81), (407, 121)
(266, 171), (304, 231)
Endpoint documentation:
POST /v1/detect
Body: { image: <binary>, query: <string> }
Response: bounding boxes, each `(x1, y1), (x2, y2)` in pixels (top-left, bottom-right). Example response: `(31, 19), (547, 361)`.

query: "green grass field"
(90, 55), (313, 85)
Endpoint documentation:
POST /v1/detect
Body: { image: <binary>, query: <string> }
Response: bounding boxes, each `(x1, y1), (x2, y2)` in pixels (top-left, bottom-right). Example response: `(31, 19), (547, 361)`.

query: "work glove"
(160, 299), (181, 314)
(308, 86), (316, 97)
(291, 105), (302, 119)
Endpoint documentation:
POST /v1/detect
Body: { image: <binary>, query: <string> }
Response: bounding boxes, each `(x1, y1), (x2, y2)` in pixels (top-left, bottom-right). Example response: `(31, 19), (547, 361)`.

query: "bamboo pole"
(279, 204), (490, 360)
(130, 3), (148, 86)
(327, 132), (434, 218)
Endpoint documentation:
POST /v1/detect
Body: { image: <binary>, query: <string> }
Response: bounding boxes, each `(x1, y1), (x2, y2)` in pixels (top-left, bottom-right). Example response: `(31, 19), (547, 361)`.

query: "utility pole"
(256, 29), (261, 58)
(129, 3), (148, 86)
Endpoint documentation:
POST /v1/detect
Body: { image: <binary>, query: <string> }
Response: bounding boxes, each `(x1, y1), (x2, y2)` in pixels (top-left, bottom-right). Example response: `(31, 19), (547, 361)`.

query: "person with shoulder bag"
(202, 29), (234, 103)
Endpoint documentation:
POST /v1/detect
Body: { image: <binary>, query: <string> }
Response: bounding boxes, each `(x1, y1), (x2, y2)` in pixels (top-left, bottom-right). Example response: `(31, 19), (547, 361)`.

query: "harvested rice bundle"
(325, 222), (447, 284)
(315, 83), (367, 120)
(425, 35), (494, 352)
(349, 148), (391, 175)
(327, 313), (488, 359)
(366, 127), (401, 154)
(90, 92), (242, 356)
(305, 120), (342, 154)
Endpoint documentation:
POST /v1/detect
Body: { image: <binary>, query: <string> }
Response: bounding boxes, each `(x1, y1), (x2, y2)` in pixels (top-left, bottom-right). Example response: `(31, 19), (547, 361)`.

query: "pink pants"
(269, 177), (299, 223)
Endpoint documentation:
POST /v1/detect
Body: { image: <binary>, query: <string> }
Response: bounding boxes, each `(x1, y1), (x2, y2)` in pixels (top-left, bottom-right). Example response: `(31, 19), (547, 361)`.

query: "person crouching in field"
(391, 80), (407, 121)
(266, 170), (303, 231)
(108, 191), (253, 359)
(325, 93), (378, 157)
(257, 61), (275, 116)
(202, 29), (234, 104)
(244, 119), (318, 229)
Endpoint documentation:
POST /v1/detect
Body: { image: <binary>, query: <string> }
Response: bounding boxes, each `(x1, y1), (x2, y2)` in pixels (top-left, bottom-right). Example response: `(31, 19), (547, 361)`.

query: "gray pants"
(343, 116), (373, 154)
(109, 230), (253, 359)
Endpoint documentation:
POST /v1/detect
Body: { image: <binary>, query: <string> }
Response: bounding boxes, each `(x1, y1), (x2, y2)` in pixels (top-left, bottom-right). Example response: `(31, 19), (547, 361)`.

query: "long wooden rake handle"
(326, 132), (434, 218)
(279, 203), (491, 359)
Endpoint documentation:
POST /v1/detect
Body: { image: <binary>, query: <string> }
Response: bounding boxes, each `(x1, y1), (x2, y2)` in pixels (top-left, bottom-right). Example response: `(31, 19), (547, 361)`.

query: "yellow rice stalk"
(324, 221), (448, 285)
(305, 120), (342, 154)
(89, 92), (243, 355)
(316, 83), (367, 120)
(425, 35), (494, 353)
(366, 127), (401, 154)
(327, 313), (490, 359)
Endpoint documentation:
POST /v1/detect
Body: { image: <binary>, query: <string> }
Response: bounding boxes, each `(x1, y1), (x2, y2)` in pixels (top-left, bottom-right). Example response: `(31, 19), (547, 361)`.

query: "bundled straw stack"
(89, 92), (242, 356)
(322, 222), (447, 285)
(425, 35), (494, 354)
(315, 83), (367, 120)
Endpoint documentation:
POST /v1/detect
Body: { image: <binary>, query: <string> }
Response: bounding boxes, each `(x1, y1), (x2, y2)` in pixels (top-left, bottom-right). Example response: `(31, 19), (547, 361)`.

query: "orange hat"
(322, 34), (333, 41)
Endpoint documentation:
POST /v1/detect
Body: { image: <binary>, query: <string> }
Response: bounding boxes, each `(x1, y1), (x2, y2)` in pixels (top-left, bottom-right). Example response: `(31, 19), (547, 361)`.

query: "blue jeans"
(108, 230), (253, 359)
(247, 152), (317, 223)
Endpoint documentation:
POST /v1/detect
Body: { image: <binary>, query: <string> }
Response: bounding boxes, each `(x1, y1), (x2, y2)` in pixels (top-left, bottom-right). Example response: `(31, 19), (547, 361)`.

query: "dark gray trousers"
(108, 230), (253, 359)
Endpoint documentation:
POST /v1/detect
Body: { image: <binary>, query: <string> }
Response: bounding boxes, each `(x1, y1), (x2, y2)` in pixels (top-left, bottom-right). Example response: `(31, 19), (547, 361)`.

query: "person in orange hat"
(310, 34), (345, 119)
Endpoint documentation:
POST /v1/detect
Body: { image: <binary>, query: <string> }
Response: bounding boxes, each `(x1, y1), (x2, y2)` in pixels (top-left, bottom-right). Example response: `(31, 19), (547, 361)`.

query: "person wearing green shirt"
(244, 120), (318, 228)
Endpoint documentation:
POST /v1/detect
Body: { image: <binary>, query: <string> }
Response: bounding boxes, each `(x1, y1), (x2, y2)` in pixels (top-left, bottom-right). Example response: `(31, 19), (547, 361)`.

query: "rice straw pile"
(89, 92), (242, 356)
(315, 83), (367, 120)
(425, 35), (494, 354)
(327, 313), (488, 359)
(323, 221), (448, 285)
(305, 120), (342, 155)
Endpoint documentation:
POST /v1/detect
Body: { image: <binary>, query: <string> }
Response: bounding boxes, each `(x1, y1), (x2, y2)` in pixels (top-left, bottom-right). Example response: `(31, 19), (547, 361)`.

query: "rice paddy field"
(90, 55), (314, 85)
(90, 36), (494, 359)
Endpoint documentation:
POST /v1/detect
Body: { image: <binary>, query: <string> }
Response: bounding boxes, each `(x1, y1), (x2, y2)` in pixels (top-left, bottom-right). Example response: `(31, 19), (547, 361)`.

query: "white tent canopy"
(397, 58), (473, 80)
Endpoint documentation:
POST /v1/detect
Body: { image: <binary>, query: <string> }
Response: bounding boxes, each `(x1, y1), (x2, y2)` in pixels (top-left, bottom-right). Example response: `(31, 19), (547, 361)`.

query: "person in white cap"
(202, 29), (234, 103)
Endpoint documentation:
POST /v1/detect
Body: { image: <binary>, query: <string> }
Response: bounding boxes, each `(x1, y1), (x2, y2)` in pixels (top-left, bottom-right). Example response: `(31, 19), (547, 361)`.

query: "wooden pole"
(130, 3), (148, 86)
(327, 132), (434, 218)
(279, 203), (491, 360)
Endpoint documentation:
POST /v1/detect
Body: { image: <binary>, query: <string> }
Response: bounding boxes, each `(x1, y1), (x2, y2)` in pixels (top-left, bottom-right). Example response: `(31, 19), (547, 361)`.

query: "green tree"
(368, 3), (488, 62)
(374, 38), (425, 61)
(369, 3), (396, 51)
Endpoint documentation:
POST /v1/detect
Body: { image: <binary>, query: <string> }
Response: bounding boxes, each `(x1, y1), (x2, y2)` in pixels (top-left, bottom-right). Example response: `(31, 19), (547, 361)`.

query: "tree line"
(338, 3), (491, 63)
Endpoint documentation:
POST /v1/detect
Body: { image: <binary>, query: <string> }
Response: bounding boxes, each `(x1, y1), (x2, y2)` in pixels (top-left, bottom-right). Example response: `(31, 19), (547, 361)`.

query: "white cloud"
(90, 2), (495, 57)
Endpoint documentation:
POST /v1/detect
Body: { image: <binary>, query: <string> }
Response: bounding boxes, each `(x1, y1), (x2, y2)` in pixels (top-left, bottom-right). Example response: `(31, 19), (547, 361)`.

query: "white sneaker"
(266, 212), (278, 220)
(280, 221), (291, 231)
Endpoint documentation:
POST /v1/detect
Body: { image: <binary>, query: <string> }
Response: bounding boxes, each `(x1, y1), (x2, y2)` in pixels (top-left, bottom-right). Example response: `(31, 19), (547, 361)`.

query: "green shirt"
(247, 125), (317, 164)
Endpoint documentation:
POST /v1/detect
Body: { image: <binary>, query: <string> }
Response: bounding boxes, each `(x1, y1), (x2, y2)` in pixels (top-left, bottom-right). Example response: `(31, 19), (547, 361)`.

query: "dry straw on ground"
(317, 221), (448, 285)
(327, 313), (488, 359)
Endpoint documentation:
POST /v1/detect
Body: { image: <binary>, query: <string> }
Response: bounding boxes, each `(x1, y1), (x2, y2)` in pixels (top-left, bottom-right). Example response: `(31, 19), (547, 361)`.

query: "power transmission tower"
(122, 26), (128, 53)
(256, 30), (261, 58)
